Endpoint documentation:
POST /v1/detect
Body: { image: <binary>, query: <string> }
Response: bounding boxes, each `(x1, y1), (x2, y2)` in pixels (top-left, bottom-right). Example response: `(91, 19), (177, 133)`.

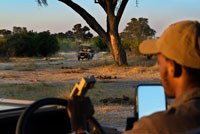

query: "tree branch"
(113, 0), (118, 12)
(106, 0), (115, 16)
(115, 0), (129, 27)
(37, 0), (48, 6)
(98, 0), (107, 13)
(58, 0), (109, 42)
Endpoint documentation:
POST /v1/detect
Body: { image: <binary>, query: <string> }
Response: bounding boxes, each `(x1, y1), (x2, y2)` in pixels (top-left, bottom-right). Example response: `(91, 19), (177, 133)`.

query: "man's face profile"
(157, 54), (175, 98)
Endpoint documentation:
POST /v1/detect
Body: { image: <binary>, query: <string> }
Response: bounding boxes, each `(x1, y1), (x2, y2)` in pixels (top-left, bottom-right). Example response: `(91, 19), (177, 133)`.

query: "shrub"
(36, 31), (59, 57)
(0, 39), (8, 57)
(6, 31), (59, 57)
(92, 36), (108, 52)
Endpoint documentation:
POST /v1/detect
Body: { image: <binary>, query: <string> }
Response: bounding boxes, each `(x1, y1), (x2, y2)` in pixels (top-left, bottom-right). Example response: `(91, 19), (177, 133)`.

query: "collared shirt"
(123, 88), (200, 134)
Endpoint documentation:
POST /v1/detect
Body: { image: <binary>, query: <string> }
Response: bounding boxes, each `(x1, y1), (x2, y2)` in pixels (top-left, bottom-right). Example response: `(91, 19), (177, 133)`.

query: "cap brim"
(139, 39), (160, 55)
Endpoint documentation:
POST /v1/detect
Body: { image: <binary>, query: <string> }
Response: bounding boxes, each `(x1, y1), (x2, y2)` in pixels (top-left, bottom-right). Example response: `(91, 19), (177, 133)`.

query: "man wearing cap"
(124, 20), (200, 133)
(67, 20), (200, 134)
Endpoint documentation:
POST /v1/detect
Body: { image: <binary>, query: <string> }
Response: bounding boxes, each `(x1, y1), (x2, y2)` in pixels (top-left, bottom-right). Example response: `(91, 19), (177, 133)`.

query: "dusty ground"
(0, 55), (161, 131)
(0, 60), (160, 85)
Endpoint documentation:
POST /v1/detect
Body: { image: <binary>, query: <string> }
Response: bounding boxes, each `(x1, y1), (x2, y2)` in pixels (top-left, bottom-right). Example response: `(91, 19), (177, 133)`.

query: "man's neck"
(174, 76), (200, 98)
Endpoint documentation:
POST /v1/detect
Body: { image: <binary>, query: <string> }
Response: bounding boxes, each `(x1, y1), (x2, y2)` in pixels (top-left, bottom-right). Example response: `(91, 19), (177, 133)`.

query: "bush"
(7, 32), (37, 57)
(36, 31), (59, 57)
(57, 38), (74, 52)
(6, 31), (59, 57)
(92, 36), (108, 51)
(0, 39), (8, 57)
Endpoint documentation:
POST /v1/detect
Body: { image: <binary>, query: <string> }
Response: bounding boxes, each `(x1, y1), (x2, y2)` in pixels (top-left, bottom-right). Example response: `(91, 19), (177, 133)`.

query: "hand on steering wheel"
(67, 96), (94, 132)
(16, 98), (105, 134)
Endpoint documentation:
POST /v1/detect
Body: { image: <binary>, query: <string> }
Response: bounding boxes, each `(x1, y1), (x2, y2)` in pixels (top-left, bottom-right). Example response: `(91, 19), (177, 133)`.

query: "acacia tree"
(72, 24), (93, 41)
(121, 17), (156, 53)
(37, 0), (129, 65)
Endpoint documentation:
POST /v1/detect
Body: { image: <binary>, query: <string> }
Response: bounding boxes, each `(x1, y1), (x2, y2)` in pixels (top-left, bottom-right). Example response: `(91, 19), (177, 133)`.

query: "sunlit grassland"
(0, 82), (135, 131)
(0, 54), (158, 131)
(0, 55), (157, 103)
(0, 54), (157, 70)
(0, 83), (72, 100)
(0, 82), (135, 105)
(94, 105), (134, 131)
(0, 55), (157, 102)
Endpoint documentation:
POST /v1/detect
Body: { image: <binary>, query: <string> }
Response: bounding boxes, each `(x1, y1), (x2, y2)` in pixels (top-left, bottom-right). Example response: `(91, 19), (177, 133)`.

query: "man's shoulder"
(122, 111), (171, 134)
(124, 89), (200, 134)
(125, 100), (200, 134)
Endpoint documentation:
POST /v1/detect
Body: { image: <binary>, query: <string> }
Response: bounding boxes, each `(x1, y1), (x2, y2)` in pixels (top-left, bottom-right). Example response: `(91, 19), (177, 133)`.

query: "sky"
(0, 0), (200, 36)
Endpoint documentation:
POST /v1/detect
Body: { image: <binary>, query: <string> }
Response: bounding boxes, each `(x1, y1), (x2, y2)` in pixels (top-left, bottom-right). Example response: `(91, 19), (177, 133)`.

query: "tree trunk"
(57, 0), (128, 66)
(109, 31), (127, 65)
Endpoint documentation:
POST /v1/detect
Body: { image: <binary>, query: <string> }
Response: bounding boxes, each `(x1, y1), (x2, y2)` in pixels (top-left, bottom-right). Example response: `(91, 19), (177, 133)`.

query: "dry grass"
(0, 81), (135, 131)
(0, 83), (73, 100)
(94, 105), (134, 131)
(8, 57), (66, 62)
(0, 55), (160, 85)
(0, 72), (19, 79)
(13, 61), (38, 71)
(0, 54), (160, 131)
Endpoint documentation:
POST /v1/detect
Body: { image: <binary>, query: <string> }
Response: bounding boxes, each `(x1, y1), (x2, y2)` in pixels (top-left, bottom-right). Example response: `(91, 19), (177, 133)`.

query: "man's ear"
(168, 61), (182, 77)
(174, 62), (182, 77)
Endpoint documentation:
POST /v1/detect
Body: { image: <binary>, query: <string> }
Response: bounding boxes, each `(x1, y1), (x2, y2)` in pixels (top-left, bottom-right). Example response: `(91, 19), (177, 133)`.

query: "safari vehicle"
(0, 78), (199, 134)
(77, 44), (95, 61)
(0, 77), (166, 134)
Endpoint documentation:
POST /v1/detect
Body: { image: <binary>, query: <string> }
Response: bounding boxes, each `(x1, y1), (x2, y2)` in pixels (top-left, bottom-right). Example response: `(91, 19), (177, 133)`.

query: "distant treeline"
(0, 24), (108, 57)
(0, 31), (59, 57)
(0, 18), (156, 57)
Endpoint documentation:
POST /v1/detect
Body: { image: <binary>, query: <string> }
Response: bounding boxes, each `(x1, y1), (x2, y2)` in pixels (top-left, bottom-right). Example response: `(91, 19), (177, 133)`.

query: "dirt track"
(0, 65), (160, 85)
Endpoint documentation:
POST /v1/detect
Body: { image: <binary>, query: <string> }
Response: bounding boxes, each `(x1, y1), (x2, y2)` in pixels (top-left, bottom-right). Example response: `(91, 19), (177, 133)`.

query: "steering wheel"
(16, 98), (105, 134)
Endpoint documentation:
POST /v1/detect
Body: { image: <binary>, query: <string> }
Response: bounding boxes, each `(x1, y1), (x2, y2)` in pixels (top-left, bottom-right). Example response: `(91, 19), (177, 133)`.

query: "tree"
(92, 36), (108, 51)
(36, 31), (59, 57)
(6, 31), (59, 57)
(65, 30), (74, 40)
(72, 24), (93, 41)
(0, 29), (12, 37)
(13, 26), (27, 34)
(0, 38), (8, 57)
(37, 0), (129, 65)
(6, 32), (37, 57)
(121, 17), (156, 54)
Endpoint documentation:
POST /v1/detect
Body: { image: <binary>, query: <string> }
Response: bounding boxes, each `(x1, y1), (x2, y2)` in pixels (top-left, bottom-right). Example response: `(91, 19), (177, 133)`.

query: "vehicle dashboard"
(0, 102), (71, 134)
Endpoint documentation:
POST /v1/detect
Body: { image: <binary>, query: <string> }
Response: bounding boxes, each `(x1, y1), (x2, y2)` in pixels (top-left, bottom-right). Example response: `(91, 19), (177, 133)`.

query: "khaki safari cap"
(139, 20), (200, 69)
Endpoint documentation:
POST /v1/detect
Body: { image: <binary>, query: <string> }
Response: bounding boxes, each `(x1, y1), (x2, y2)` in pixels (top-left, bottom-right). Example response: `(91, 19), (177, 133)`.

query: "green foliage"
(0, 36), (6, 42)
(92, 36), (108, 51)
(57, 38), (71, 52)
(13, 26), (27, 34)
(69, 42), (81, 52)
(72, 24), (93, 41)
(36, 31), (59, 57)
(55, 23), (95, 52)
(7, 32), (37, 57)
(57, 38), (81, 52)
(121, 17), (156, 54)
(54, 31), (74, 40)
(0, 38), (8, 57)
(5, 31), (59, 57)
(0, 29), (12, 37)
